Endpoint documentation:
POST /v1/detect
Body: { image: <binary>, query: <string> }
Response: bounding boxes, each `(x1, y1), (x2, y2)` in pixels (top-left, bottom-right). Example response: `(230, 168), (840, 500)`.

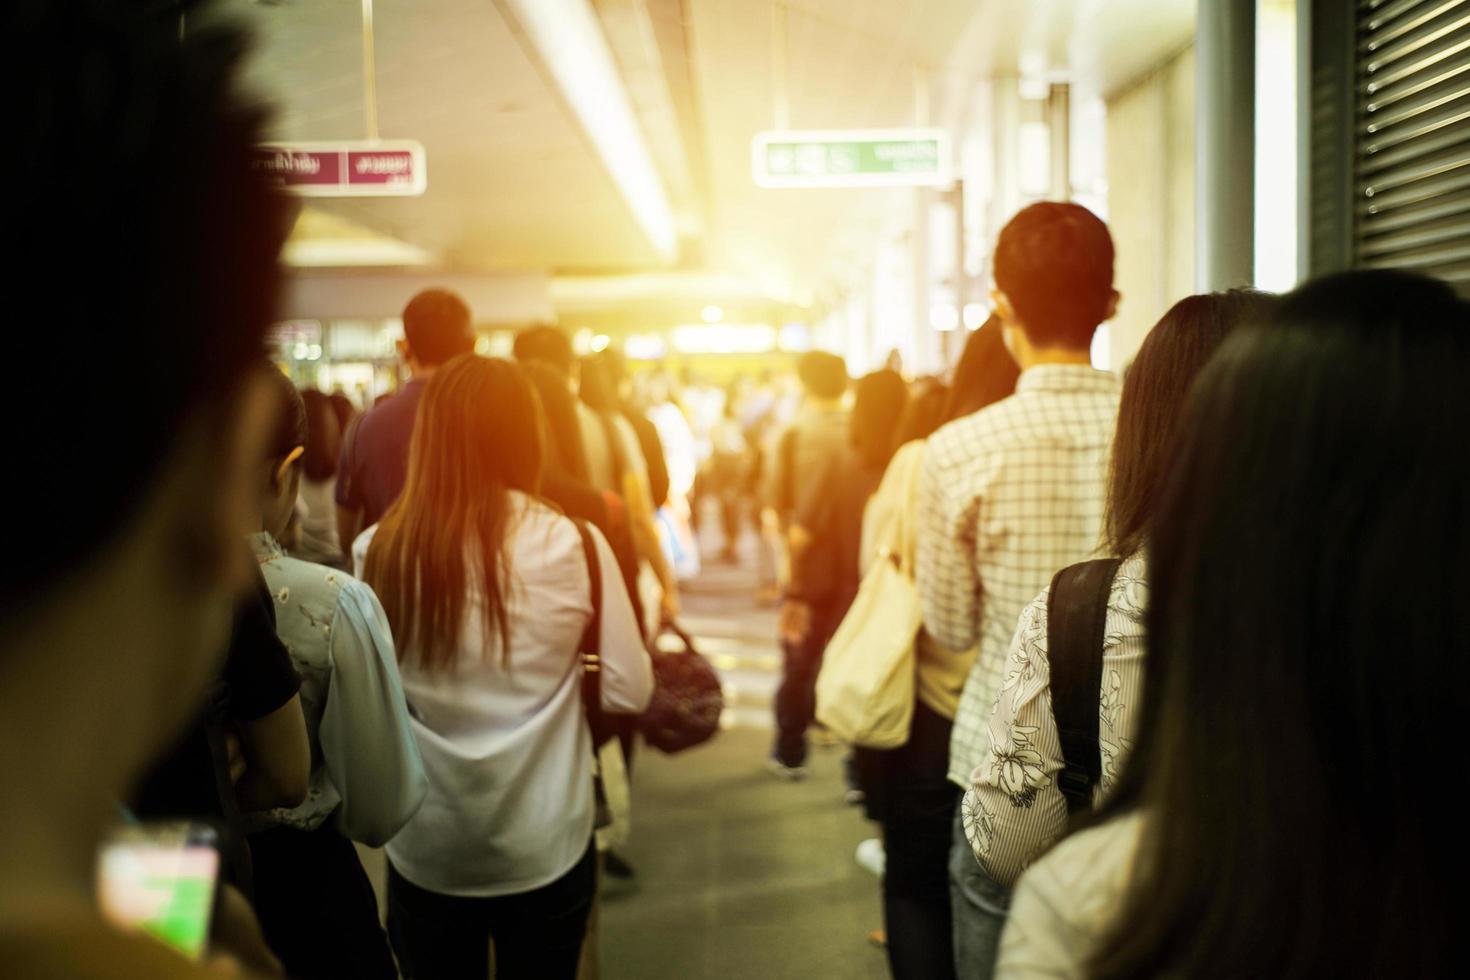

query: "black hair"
(1103, 289), (1276, 558)
(402, 289), (474, 367)
(796, 351), (848, 400)
(578, 356), (618, 415)
(264, 367), (307, 464)
(299, 389), (341, 482)
(941, 317), (1020, 423)
(513, 325), (575, 376)
(1, 0), (287, 618)
(523, 361), (590, 485)
(328, 392), (356, 439)
(994, 202), (1115, 349)
(850, 370), (908, 470)
(1088, 270), (1469, 978)
(891, 379), (950, 448)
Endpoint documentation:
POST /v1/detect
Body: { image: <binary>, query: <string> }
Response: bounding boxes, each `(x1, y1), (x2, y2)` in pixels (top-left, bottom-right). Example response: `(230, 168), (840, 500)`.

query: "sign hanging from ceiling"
(250, 140), (427, 197)
(752, 128), (951, 188)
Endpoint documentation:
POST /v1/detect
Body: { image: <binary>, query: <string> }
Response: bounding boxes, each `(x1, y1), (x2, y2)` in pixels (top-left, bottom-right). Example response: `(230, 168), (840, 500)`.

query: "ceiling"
(226, 0), (1195, 322)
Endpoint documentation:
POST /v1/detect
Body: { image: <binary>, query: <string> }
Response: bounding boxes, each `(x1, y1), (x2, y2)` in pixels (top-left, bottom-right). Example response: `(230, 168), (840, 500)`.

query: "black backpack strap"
(570, 519), (608, 744)
(1047, 557), (1123, 816)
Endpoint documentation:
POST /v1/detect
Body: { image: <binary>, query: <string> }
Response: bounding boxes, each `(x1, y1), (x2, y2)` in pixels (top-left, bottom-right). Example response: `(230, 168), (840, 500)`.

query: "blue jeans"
(949, 804), (1012, 980)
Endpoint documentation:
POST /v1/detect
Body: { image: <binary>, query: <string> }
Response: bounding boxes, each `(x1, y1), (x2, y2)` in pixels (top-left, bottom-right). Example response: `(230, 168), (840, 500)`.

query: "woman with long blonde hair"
(360, 354), (652, 980)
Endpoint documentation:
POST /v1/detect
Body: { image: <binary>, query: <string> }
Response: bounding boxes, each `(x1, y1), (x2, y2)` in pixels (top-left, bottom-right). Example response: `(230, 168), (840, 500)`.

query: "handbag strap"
(1047, 557), (1123, 816)
(571, 519), (604, 728)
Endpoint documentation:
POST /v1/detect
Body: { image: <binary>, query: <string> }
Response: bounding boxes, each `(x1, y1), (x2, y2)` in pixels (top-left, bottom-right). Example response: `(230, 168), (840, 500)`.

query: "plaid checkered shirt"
(916, 364), (1121, 787)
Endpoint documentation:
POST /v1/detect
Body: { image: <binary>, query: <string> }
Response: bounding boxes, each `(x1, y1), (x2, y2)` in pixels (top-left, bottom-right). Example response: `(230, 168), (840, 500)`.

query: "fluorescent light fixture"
(500, 0), (678, 263)
(625, 333), (669, 360)
(671, 324), (777, 354)
(701, 305), (724, 324)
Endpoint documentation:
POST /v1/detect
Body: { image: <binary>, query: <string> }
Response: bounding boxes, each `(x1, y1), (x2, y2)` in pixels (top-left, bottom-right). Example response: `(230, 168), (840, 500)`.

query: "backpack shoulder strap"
(1047, 557), (1123, 816)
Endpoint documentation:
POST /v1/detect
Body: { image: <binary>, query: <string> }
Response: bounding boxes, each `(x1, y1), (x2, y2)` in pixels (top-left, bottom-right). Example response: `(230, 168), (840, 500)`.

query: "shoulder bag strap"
(571, 518), (604, 727)
(1047, 557), (1123, 816)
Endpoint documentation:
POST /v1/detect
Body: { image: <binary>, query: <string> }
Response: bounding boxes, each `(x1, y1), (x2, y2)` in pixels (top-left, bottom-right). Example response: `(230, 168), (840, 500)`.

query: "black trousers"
(773, 599), (841, 767)
(249, 821), (398, 980)
(387, 841), (596, 980)
(858, 700), (961, 980)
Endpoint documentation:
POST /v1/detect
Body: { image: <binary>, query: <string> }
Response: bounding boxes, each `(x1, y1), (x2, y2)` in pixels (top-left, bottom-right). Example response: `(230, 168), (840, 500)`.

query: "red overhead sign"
(251, 141), (427, 197)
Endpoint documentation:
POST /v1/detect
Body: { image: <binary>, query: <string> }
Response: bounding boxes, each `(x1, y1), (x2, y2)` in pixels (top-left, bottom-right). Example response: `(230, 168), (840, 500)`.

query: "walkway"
(599, 526), (887, 980)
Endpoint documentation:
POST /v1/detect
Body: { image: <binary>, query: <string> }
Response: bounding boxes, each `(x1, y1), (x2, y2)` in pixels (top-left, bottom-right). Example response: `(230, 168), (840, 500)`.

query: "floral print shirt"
(963, 552), (1147, 886)
(250, 532), (426, 845)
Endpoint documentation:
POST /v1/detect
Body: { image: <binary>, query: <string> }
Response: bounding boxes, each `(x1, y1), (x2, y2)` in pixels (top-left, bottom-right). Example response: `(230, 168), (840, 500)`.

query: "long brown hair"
(1102, 289), (1275, 557)
(363, 355), (543, 670)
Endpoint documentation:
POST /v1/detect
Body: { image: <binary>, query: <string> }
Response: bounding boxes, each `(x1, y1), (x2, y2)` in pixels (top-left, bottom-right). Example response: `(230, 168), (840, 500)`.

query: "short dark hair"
(299, 389), (341, 481)
(2, 1), (287, 618)
(513, 325), (575, 376)
(264, 367), (308, 464)
(796, 351), (848, 400)
(402, 289), (474, 367)
(1103, 289), (1276, 557)
(994, 202), (1115, 348)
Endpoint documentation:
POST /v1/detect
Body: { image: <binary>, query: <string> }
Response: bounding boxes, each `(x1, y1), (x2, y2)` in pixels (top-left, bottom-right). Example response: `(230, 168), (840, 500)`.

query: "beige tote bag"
(815, 442), (925, 748)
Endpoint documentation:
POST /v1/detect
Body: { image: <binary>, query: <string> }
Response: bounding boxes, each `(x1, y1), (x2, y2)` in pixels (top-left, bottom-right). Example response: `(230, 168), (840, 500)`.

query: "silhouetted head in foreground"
(0, 0), (289, 956)
(1090, 269), (1469, 978)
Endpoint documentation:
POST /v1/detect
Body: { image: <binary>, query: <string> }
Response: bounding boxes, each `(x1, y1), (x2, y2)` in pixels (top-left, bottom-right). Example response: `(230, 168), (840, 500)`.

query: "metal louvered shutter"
(1357, 0), (1470, 291)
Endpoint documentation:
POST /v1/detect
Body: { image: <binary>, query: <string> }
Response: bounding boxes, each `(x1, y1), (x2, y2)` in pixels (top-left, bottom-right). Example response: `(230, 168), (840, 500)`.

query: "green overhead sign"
(753, 129), (951, 188)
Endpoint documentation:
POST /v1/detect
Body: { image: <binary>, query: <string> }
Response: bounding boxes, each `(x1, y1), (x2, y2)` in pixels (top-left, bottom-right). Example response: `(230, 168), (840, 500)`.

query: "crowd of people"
(4, 3), (1468, 980)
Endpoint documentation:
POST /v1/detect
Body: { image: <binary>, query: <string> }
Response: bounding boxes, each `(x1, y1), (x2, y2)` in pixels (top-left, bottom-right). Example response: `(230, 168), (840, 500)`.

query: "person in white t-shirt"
(358, 354), (653, 980)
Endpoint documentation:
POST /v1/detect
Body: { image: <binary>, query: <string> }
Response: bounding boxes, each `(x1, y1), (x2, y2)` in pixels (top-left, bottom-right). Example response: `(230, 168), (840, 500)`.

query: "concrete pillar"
(1048, 83), (1071, 200)
(1196, 0), (1256, 290)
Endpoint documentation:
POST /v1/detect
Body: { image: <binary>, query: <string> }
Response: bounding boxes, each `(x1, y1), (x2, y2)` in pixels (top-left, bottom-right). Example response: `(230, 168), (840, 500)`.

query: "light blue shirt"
(251, 532), (426, 846)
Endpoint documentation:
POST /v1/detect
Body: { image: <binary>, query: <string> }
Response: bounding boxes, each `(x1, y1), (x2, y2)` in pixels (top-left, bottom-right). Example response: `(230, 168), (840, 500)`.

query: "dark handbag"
(1047, 557), (1124, 816)
(639, 619), (724, 754)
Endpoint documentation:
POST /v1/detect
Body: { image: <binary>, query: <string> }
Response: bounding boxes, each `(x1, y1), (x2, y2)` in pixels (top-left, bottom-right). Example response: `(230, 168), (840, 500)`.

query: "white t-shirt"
(354, 493), (653, 897)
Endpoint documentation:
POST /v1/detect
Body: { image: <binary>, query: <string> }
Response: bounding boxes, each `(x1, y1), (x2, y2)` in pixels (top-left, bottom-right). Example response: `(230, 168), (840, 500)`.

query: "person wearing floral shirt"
(962, 290), (1276, 892)
(247, 368), (427, 980)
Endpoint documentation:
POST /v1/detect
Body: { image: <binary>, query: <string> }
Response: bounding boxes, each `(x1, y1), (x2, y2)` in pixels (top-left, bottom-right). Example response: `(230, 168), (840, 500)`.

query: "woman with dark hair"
(942, 316), (1021, 424)
(961, 290), (1272, 890)
(293, 388), (346, 565)
(996, 270), (1468, 977)
(850, 320), (1019, 980)
(360, 355), (652, 979)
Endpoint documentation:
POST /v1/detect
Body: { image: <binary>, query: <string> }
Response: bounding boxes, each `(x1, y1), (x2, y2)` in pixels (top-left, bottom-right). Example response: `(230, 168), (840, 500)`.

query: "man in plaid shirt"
(916, 202), (1121, 979)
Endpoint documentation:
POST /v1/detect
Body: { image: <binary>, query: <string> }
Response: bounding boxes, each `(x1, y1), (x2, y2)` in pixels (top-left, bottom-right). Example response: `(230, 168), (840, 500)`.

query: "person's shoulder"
(1020, 812), (1145, 903)
(926, 397), (1025, 463)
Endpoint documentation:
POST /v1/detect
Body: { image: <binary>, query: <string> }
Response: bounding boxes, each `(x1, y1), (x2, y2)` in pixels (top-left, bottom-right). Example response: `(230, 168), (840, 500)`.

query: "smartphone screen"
(96, 821), (220, 961)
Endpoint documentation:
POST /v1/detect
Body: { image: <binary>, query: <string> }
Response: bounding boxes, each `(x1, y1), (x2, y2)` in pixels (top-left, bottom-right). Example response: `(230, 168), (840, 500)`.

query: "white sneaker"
(765, 757), (808, 781)
(855, 837), (885, 878)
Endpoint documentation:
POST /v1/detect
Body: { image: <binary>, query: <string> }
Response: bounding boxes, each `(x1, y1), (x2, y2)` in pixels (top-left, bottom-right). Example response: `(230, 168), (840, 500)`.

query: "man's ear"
(272, 446), (304, 493)
(396, 337), (412, 362)
(991, 288), (1017, 327)
(1103, 289), (1120, 323)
